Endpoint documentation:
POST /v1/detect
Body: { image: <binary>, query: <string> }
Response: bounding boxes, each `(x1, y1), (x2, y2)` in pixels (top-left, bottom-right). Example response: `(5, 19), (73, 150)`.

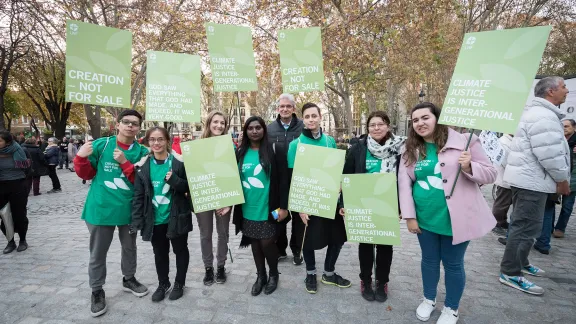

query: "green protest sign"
(205, 23), (258, 92)
(439, 26), (551, 134)
(181, 135), (244, 213)
(145, 51), (200, 123)
(65, 20), (131, 107)
(278, 27), (325, 93)
(288, 143), (345, 219)
(341, 173), (401, 246)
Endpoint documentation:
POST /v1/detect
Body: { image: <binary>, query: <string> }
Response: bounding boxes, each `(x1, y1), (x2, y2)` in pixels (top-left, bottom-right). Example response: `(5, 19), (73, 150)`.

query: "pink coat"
(398, 128), (497, 244)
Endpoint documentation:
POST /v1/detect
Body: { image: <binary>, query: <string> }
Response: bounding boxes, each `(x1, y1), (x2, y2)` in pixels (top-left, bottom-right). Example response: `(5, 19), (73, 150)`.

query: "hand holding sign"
(458, 151), (472, 174)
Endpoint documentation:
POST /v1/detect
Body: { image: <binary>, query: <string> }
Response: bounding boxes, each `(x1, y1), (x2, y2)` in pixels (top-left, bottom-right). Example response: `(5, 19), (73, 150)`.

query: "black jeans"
(59, 152), (69, 169)
(302, 243), (343, 273)
(47, 165), (61, 190)
(359, 243), (393, 283)
(276, 216), (301, 256)
(151, 224), (190, 285)
(0, 179), (29, 242)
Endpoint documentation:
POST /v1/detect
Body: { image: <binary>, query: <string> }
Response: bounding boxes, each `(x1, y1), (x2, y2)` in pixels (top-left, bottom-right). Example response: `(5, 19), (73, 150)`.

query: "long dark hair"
(143, 127), (171, 152)
(403, 102), (449, 166)
(0, 130), (13, 146)
(237, 116), (271, 177)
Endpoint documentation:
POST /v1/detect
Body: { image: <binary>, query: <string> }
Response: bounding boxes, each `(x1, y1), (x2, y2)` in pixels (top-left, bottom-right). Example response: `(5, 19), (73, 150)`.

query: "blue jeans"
(555, 192), (575, 232)
(534, 199), (556, 252)
(417, 229), (469, 310)
(302, 244), (343, 274)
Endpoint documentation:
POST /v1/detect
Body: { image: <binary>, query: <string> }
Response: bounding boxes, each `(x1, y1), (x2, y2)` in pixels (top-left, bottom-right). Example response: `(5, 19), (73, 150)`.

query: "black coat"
(286, 131), (347, 251)
(22, 144), (48, 177)
(131, 153), (193, 241)
(232, 143), (289, 246)
(44, 146), (60, 165)
(267, 113), (303, 157)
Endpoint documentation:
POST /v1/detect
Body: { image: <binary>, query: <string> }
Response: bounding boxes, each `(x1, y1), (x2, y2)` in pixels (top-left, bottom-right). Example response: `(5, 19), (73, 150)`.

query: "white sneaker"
(416, 298), (436, 321)
(437, 306), (459, 324)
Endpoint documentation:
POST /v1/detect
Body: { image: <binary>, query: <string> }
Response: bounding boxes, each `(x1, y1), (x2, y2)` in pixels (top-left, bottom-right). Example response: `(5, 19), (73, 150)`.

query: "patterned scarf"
(366, 134), (406, 173)
(0, 141), (31, 169)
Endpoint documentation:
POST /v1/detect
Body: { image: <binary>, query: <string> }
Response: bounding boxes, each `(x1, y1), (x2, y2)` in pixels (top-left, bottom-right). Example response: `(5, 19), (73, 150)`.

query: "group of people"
(0, 76), (571, 324)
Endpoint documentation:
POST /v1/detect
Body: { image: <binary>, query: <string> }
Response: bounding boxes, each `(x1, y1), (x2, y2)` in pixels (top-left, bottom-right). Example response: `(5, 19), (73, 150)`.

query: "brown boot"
(552, 230), (564, 238)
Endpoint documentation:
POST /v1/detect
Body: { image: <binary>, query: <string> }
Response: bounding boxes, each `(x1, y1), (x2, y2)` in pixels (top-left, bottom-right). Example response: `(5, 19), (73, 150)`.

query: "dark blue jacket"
(44, 146), (60, 165)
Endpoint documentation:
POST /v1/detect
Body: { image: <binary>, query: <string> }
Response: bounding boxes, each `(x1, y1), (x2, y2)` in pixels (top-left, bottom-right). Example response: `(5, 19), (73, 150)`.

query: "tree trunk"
(84, 104), (102, 139)
(0, 93), (5, 131)
(3, 112), (11, 131)
(366, 92), (377, 113)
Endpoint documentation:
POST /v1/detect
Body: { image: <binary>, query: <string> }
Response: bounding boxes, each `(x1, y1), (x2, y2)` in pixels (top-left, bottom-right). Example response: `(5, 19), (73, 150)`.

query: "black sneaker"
(151, 282), (171, 302)
(169, 282), (184, 300)
(278, 252), (288, 261)
(491, 226), (507, 237)
(375, 281), (388, 302)
(321, 273), (352, 288)
(122, 277), (149, 297)
(203, 267), (215, 286)
(90, 289), (107, 317)
(305, 274), (317, 294)
(216, 266), (227, 284)
(293, 253), (303, 266)
(47, 188), (62, 194)
(17, 240), (28, 252)
(360, 280), (375, 301)
(3, 240), (16, 254)
(498, 237), (507, 246)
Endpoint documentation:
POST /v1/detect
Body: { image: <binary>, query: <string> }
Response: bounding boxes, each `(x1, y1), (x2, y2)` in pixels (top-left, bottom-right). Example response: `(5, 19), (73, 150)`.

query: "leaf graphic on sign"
(213, 142), (229, 159)
(106, 31), (130, 51)
(179, 56), (199, 74)
(374, 175), (394, 195)
(204, 162), (237, 178)
(254, 164), (262, 176)
(479, 64), (526, 93)
(104, 181), (117, 190)
(224, 47), (254, 66)
(304, 29), (320, 47)
(323, 150), (345, 168)
(114, 178), (130, 190)
(504, 28), (549, 60)
(166, 75), (196, 96)
(361, 197), (395, 217)
(294, 50), (321, 66)
(248, 177), (264, 188)
(427, 176), (444, 190)
(310, 168), (336, 191)
(89, 51), (128, 77)
(281, 57), (299, 69)
(234, 30), (249, 45)
(242, 181), (250, 189)
(417, 180), (429, 190)
(162, 183), (170, 194)
(156, 196), (170, 204)
(67, 56), (95, 72)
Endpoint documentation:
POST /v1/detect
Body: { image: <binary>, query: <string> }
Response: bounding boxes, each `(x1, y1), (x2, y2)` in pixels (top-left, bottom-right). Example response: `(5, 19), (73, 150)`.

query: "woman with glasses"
(132, 127), (192, 302)
(342, 111), (406, 303)
(196, 111), (233, 285)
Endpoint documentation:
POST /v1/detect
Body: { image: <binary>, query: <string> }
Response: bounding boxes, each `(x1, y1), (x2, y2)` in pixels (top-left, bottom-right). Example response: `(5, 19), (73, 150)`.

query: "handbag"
(0, 203), (15, 242)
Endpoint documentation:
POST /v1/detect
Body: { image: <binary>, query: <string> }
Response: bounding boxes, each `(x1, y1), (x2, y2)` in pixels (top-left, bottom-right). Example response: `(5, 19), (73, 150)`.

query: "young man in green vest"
(74, 110), (150, 317)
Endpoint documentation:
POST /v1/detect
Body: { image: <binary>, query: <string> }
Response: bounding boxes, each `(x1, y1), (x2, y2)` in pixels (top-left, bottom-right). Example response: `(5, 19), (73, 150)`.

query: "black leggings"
(0, 179), (29, 242)
(251, 237), (279, 276)
(47, 165), (61, 190)
(359, 243), (393, 283)
(151, 224), (190, 285)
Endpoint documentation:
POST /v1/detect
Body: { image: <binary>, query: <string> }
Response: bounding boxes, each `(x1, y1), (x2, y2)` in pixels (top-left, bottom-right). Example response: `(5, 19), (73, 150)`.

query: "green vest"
(151, 156), (173, 225)
(81, 136), (149, 226)
(287, 133), (336, 168)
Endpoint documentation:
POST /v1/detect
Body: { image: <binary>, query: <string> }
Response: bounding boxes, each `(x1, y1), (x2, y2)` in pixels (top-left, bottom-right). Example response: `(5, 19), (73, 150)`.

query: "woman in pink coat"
(398, 102), (496, 324)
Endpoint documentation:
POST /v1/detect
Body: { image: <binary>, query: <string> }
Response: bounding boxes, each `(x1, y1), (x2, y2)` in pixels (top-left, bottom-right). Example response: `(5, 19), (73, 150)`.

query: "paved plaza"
(0, 169), (575, 324)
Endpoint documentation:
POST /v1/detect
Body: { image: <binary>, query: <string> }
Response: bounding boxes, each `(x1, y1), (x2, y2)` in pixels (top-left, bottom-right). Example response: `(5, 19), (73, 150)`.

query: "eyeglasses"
(148, 138), (166, 143)
(120, 119), (140, 127)
(278, 105), (293, 109)
(368, 123), (388, 129)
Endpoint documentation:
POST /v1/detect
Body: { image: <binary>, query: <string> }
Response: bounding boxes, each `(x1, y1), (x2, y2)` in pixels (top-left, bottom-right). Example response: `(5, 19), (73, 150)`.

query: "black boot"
(251, 273), (268, 296)
(3, 240), (16, 254)
(17, 240), (28, 252)
(375, 280), (388, 302)
(203, 267), (215, 286)
(264, 274), (279, 295)
(361, 279), (375, 301)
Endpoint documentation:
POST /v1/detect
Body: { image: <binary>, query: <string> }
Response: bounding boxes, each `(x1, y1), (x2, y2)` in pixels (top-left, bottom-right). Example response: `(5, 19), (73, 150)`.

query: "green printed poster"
(341, 174), (401, 246)
(181, 135), (244, 213)
(146, 51), (201, 123)
(439, 26), (551, 134)
(65, 20), (131, 107)
(278, 27), (325, 93)
(288, 144), (345, 219)
(206, 23), (258, 92)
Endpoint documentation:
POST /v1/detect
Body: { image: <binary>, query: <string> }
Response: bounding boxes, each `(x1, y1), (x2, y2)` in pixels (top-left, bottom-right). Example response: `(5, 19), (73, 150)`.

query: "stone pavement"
(0, 169), (575, 324)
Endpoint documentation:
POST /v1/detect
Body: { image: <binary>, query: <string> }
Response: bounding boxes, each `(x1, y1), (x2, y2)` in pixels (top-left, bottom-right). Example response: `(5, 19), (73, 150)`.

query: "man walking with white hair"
(267, 93), (304, 264)
(499, 76), (570, 295)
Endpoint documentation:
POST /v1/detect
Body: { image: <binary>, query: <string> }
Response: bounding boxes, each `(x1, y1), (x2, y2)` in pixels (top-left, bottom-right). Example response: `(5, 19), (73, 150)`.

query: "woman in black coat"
(44, 137), (61, 193)
(131, 127), (193, 302)
(22, 137), (48, 196)
(232, 116), (289, 296)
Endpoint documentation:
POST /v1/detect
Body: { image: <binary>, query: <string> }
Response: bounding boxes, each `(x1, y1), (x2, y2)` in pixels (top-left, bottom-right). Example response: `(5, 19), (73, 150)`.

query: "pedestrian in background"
(59, 136), (70, 170)
(22, 137), (48, 196)
(500, 76), (570, 294)
(0, 131), (31, 254)
(491, 134), (514, 238)
(552, 119), (576, 238)
(398, 102), (496, 324)
(342, 110), (406, 303)
(68, 139), (79, 172)
(44, 137), (62, 194)
(132, 127), (193, 302)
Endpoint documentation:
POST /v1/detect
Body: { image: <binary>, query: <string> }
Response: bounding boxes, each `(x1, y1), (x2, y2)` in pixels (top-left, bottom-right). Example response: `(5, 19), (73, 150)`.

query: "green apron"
(81, 136), (149, 226)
